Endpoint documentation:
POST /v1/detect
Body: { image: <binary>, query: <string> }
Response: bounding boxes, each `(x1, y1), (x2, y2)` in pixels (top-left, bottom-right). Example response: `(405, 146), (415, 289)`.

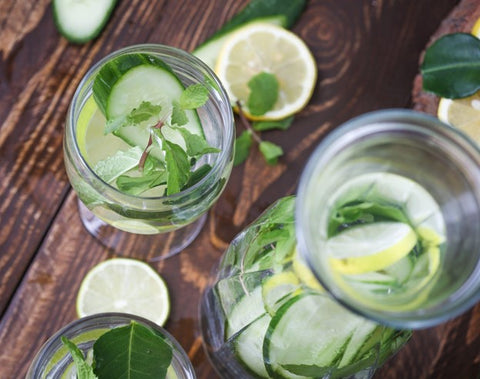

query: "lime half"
(76, 258), (170, 326)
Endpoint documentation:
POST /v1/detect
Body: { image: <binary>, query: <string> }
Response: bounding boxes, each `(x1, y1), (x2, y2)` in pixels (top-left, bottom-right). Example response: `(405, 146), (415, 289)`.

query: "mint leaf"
(171, 100), (189, 126)
(93, 321), (172, 379)
(104, 101), (162, 134)
(421, 33), (480, 98)
(247, 72), (278, 116)
(253, 116), (294, 131)
(164, 140), (191, 195)
(93, 146), (143, 183)
(116, 171), (167, 195)
(259, 140), (283, 165)
(128, 101), (162, 124)
(61, 337), (97, 379)
(233, 130), (253, 166)
(183, 164), (212, 189)
(174, 127), (220, 157)
(179, 84), (209, 109)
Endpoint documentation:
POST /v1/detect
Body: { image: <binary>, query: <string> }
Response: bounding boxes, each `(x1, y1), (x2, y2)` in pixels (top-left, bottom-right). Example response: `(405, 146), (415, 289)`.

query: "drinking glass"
(296, 109), (480, 329)
(64, 44), (234, 260)
(26, 313), (196, 378)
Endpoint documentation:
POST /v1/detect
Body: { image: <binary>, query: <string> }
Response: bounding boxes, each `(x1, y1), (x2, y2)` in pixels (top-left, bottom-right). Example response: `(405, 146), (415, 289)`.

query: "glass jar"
(63, 44), (234, 260)
(26, 313), (196, 378)
(296, 109), (480, 329)
(200, 196), (412, 379)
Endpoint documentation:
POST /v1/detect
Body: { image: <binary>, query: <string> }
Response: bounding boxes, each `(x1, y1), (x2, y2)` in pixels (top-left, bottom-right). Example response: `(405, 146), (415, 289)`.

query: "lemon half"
(215, 22), (317, 120)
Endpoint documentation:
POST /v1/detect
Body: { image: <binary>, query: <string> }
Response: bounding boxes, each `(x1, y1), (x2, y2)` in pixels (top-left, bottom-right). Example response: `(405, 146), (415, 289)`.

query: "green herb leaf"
(233, 130), (253, 166)
(61, 337), (97, 379)
(93, 146), (143, 183)
(116, 171), (167, 196)
(164, 140), (191, 195)
(247, 72), (279, 116)
(253, 116), (294, 131)
(183, 164), (213, 189)
(259, 140), (283, 165)
(174, 127), (220, 157)
(421, 33), (480, 98)
(105, 101), (162, 134)
(171, 100), (189, 126)
(93, 321), (172, 379)
(179, 84), (209, 109)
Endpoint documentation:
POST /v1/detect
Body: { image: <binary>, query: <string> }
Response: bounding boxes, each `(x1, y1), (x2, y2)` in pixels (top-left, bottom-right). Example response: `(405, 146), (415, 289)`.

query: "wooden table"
(1, 0), (479, 378)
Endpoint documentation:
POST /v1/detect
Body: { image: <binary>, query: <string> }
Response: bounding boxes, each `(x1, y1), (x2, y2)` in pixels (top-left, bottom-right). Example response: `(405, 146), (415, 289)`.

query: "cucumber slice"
(264, 292), (364, 378)
(225, 285), (265, 338)
(53, 0), (118, 43)
(193, 0), (307, 68)
(92, 53), (205, 152)
(234, 313), (271, 378)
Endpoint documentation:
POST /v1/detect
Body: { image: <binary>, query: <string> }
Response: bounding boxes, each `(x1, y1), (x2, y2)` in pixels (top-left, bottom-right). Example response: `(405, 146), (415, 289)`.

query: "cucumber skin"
(195, 0), (307, 49)
(52, 0), (118, 44)
(92, 53), (175, 117)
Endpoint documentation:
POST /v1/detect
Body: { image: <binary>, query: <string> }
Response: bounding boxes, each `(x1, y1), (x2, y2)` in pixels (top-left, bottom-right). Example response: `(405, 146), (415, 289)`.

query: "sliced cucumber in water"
(92, 53), (205, 152)
(53, 0), (118, 43)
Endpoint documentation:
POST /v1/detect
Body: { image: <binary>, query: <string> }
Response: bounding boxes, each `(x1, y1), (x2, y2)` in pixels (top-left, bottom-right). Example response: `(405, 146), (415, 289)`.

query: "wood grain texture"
(2, 0), (479, 378)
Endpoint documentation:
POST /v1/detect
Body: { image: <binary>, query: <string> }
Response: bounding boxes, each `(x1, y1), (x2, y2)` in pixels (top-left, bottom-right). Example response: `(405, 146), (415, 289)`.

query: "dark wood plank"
(3, 0), (480, 378)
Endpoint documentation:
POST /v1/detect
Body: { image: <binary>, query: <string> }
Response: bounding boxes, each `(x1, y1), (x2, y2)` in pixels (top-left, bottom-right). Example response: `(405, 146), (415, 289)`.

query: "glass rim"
(67, 43), (234, 202)
(295, 108), (480, 328)
(28, 312), (195, 377)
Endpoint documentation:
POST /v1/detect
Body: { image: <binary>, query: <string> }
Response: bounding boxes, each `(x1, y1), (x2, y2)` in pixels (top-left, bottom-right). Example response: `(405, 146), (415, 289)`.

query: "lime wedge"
(328, 222), (417, 275)
(76, 258), (170, 326)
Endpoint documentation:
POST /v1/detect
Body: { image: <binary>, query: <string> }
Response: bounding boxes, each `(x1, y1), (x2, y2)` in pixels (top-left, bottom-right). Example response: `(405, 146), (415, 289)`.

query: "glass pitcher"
(200, 195), (411, 378)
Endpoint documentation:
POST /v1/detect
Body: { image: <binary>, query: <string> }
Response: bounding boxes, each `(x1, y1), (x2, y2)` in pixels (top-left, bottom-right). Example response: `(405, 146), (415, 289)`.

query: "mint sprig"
(234, 101), (284, 166)
(94, 83), (218, 196)
(61, 337), (98, 379)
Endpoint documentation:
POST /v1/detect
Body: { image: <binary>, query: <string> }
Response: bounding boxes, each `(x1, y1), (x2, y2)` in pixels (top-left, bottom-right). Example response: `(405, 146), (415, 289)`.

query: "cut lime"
(76, 96), (99, 159)
(328, 222), (417, 275)
(76, 258), (170, 326)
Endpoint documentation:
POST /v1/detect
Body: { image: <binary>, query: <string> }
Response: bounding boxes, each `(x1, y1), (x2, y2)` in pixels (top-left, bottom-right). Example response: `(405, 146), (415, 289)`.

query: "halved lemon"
(328, 222), (417, 275)
(215, 22), (317, 120)
(76, 258), (170, 326)
(436, 19), (480, 143)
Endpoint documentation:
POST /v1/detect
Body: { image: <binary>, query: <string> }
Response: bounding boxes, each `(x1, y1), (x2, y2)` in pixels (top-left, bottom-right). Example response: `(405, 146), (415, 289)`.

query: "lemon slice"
(261, 272), (300, 314)
(437, 94), (480, 144)
(76, 96), (99, 158)
(328, 222), (417, 275)
(215, 22), (317, 120)
(76, 258), (170, 326)
(292, 248), (323, 290)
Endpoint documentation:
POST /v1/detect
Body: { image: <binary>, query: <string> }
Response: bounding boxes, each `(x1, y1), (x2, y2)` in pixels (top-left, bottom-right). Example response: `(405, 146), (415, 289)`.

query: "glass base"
(77, 199), (206, 261)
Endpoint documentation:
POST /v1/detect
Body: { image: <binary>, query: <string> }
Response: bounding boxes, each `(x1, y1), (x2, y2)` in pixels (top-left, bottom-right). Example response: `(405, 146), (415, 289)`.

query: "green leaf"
(183, 164), (213, 189)
(421, 33), (480, 98)
(171, 100), (189, 126)
(253, 116), (294, 131)
(179, 84), (209, 109)
(105, 101), (162, 134)
(247, 72), (279, 116)
(164, 140), (191, 195)
(174, 127), (220, 157)
(233, 130), (253, 166)
(93, 146), (143, 183)
(116, 170), (167, 196)
(61, 337), (97, 379)
(93, 321), (172, 379)
(259, 140), (283, 165)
